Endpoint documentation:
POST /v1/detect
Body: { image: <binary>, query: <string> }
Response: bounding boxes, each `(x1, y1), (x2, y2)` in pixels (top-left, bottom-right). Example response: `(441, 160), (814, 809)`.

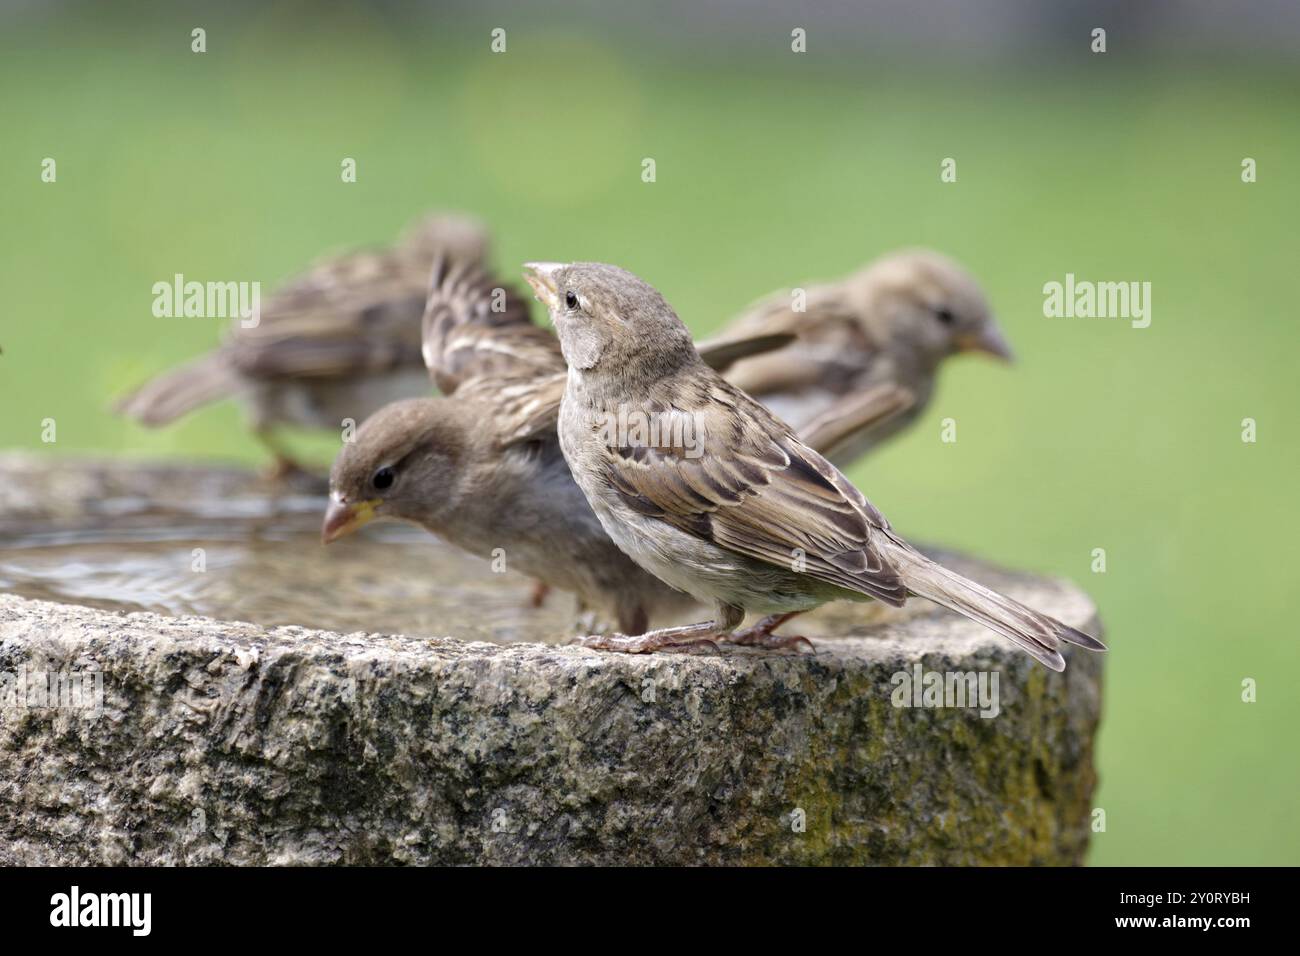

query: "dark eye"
(564, 290), (578, 310)
(371, 466), (395, 490)
(935, 308), (956, 325)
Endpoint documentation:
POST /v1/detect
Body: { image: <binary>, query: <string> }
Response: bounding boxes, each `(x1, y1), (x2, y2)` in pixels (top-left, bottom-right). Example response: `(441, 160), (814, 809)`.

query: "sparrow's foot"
(528, 580), (552, 609)
(724, 613), (815, 653)
(574, 621), (721, 654)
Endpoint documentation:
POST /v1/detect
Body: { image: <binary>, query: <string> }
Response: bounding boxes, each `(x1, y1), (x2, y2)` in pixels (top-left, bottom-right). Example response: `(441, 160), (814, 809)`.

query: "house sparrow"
(528, 261), (1105, 670)
(718, 249), (1012, 466)
(323, 393), (697, 634)
(114, 213), (489, 475)
(321, 259), (818, 635)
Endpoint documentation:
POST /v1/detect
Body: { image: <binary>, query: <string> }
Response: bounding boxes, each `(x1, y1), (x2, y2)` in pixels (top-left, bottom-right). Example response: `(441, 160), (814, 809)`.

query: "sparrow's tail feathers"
(884, 539), (1105, 671)
(113, 353), (244, 426)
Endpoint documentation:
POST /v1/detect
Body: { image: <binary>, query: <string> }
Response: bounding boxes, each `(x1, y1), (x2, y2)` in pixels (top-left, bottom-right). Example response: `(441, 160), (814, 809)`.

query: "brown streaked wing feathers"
(720, 287), (875, 396)
(420, 255), (564, 394)
(798, 384), (916, 458)
(596, 376), (907, 605)
(724, 285), (860, 340)
(457, 371), (567, 447)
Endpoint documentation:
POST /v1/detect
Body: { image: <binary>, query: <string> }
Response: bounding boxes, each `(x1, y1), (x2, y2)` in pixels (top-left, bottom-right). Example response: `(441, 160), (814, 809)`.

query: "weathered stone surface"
(0, 459), (1104, 865)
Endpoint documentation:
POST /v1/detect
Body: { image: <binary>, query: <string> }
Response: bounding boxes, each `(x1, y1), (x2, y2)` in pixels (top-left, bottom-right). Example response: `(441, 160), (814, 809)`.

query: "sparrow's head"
(322, 397), (472, 543)
(860, 250), (1011, 365)
(523, 262), (695, 373)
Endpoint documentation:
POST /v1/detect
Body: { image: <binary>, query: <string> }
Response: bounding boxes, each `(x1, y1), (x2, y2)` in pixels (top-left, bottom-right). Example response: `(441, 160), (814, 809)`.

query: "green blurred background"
(2, 1), (1297, 865)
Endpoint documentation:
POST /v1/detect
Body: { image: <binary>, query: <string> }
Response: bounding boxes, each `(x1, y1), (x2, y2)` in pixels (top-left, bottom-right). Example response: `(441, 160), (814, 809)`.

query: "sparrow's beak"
(958, 321), (1015, 363)
(321, 495), (381, 544)
(522, 262), (564, 310)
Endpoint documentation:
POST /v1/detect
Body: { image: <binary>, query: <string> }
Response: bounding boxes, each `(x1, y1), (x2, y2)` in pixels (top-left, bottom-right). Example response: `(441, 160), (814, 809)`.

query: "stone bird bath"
(0, 454), (1103, 865)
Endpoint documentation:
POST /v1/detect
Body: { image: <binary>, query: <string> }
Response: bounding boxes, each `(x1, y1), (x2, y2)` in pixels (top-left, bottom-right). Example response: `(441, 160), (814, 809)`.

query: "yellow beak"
(321, 497), (381, 544)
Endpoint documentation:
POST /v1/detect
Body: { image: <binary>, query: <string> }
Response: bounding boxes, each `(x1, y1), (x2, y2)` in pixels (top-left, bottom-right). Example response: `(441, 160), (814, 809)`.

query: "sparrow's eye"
(564, 290), (578, 310)
(371, 466), (395, 490)
(935, 308), (956, 325)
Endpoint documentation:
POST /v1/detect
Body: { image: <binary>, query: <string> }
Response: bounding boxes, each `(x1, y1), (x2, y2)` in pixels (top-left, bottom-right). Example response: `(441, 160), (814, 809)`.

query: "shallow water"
(0, 464), (916, 644)
(0, 493), (583, 644)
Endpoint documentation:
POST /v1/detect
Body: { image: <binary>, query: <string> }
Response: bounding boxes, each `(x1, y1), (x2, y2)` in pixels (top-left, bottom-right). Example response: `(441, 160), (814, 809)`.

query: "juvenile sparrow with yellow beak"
(115, 213), (489, 475)
(528, 261), (1105, 670)
(719, 249), (1012, 466)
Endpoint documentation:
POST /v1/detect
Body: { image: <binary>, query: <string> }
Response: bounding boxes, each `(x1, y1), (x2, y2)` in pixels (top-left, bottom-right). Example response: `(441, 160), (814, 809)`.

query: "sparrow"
(718, 249), (1013, 466)
(114, 213), (489, 475)
(527, 261), (1105, 670)
(322, 258), (818, 635)
(323, 393), (695, 634)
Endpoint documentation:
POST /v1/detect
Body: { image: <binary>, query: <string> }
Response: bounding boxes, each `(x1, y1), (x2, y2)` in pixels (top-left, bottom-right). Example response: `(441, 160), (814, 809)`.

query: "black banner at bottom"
(0, 865), (1281, 941)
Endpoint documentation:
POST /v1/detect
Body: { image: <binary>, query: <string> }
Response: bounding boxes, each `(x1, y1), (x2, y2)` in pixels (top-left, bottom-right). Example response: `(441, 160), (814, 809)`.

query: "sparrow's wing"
(594, 371), (1101, 671)
(798, 384), (916, 459)
(459, 371), (567, 447)
(225, 212), (494, 381)
(225, 247), (431, 379)
(595, 375), (907, 605)
(721, 285), (851, 338)
(421, 256), (565, 394)
(228, 332), (424, 379)
(720, 287), (878, 396)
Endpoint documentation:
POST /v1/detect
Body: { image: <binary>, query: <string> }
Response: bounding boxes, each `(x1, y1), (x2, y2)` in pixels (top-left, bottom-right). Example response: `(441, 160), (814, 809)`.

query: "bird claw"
(716, 611), (815, 653)
(723, 627), (815, 653)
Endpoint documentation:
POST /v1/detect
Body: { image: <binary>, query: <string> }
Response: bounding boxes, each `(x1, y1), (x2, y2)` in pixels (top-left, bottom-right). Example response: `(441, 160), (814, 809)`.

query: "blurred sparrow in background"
(720, 249), (1012, 466)
(529, 261), (1104, 670)
(115, 213), (488, 476)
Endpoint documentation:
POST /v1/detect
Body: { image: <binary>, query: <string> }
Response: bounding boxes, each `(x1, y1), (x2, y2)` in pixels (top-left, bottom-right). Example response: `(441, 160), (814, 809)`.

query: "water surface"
(0, 472), (914, 644)
(0, 492), (581, 643)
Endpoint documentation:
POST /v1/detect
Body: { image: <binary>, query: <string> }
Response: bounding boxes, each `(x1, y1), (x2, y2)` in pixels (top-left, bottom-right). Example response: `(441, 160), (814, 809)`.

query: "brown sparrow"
(528, 261), (1104, 670)
(115, 213), (488, 475)
(719, 249), (1012, 466)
